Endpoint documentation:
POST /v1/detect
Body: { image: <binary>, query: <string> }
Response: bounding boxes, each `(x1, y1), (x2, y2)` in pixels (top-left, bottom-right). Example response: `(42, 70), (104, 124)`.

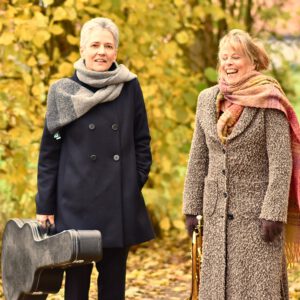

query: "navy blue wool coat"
(36, 75), (155, 247)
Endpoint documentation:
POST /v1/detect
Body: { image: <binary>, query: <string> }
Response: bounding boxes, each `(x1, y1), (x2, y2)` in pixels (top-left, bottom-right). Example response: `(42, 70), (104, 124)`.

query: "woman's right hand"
(185, 215), (198, 237)
(36, 214), (55, 228)
(260, 219), (283, 242)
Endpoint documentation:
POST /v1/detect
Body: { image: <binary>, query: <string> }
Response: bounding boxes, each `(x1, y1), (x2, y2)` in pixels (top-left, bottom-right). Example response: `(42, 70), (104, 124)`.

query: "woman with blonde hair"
(183, 29), (300, 299)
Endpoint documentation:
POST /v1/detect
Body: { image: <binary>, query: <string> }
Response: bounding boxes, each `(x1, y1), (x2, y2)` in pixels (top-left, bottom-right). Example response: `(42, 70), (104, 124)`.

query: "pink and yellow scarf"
(217, 71), (300, 264)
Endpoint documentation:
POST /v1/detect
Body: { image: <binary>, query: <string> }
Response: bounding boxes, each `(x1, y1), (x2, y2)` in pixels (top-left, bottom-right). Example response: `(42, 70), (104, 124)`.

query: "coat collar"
(203, 85), (259, 143)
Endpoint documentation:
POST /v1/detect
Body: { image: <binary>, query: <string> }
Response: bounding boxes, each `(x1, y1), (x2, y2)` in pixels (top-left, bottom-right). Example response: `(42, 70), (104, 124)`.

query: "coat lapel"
(203, 86), (220, 141)
(202, 86), (259, 143)
(226, 107), (259, 142)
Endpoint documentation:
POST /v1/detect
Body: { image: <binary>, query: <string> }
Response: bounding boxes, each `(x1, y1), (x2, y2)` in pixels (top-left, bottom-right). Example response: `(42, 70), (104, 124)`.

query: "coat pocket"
(229, 180), (268, 219)
(203, 178), (218, 217)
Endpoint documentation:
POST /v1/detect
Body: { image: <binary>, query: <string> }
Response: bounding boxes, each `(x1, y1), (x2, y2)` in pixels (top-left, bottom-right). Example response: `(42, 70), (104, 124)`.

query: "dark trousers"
(64, 247), (130, 300)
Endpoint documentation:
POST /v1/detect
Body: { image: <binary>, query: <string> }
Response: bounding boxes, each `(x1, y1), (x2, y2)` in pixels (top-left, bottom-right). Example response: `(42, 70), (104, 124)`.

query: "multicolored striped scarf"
(217, 71), (300, 264)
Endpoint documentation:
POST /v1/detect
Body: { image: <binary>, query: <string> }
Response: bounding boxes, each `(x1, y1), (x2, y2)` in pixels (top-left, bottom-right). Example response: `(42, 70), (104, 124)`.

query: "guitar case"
(1, 218), (102, 300)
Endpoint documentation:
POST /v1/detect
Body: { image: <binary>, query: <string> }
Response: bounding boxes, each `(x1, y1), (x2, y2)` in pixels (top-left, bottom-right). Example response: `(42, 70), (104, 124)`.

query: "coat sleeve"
(35, 123), (62, 215)
(183, 92), (209, 216)
(259, 109), (292, 222)
(133, 79), (152, 188)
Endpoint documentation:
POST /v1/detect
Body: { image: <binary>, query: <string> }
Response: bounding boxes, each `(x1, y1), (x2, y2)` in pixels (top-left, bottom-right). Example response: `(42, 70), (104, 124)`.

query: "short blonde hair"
(218, 29), (269, 71)
(80, 17), (119, 49)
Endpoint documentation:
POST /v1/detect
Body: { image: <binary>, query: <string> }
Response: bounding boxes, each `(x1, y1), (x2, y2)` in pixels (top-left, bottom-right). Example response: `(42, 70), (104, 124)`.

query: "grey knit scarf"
(46, 58), (137, 134)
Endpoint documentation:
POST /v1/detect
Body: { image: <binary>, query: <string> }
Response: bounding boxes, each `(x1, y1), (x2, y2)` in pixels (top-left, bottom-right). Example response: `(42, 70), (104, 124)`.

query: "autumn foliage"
(0, 0), (299, 238)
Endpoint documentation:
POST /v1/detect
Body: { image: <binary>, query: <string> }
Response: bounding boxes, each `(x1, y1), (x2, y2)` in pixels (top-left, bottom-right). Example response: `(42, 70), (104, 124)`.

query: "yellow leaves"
(192, 5), (206, 20)
(17, 24), (35, 42)
(0, 111), (8, 130)
(174, 0), (185, 7)
(128, 14), (139, 26)
(138, 32), (151, 45)
(66, 51), (80, 63)
(33, 11), (48, 27)
(53, 7), (68, 21)
(31, 82), (46, 99)
(0, 32), (15, 46)
(32, 30), (51, 48)
(207, 5), (226, 21)
(43, 0), (54, 5)
(160, 217), (171, 230)
(124, 237), (194, 299)
(37, 52), (50, 65)
(57, 62), (73, 77)
(67, 34), (79, 45)
(83, 6), (103, 15)
(64, 0), (75, 7)
(8, 127), (31, 147)
(134, 59), (145, 70)
(161, 155), (172, 173)
(22, 72), (33, 86)
(6, 5), (17, 18)
(143, 84), (159, 101)
(175, 30), (190, 45)
(173, 219), (185, 230)
(66, 7), (77, 21)
(288, 264), (300, 299)
(27, 56), (37, 67)
(49, 24), (64, 35)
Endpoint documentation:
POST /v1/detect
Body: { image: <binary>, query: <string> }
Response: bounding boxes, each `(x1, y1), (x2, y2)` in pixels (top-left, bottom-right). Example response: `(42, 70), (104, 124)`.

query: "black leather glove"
(260, 219), (283, 242)
(185, 215), (198, 237)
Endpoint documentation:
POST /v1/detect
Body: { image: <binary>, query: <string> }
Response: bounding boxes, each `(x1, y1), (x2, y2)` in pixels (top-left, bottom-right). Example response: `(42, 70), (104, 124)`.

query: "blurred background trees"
(1, 0), (300, 240)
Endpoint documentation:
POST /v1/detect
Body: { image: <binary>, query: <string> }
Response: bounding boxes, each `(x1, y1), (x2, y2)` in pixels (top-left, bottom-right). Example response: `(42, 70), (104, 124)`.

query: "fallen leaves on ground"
(1, 234), (300, 299)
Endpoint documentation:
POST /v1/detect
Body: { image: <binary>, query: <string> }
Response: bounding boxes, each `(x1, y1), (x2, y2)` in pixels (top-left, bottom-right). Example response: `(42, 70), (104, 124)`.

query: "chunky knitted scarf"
(217, 71), (300, 264)
(46, 58), (137, 134)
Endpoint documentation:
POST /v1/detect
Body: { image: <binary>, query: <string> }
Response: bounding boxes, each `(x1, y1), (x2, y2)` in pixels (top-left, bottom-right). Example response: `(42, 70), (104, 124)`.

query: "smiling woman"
(218, 30), (269, 84)
(218, 45), (255, 83)
(183, 29), (300, 300)
(35, 17), (155, 300)
(80, 28), (117, 72)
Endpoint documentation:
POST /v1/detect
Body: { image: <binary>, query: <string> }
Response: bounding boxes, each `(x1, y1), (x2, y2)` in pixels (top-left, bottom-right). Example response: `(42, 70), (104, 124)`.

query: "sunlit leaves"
(176, 31), (190, 44)
(52, 7), (68, 21)
(66, 34), (79, 45)
(49, 24), (64, 35)
(0, 32), (14, 45)
(43, 0), (55, 5)
(0, 0), (299, 241)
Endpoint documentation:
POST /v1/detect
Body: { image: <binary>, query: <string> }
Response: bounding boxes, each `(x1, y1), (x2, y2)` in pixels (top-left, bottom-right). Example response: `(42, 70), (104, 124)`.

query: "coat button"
(90, 154), (97, 161)
(112, 124), (118, 131)
(223, 192), (228, 198)
(89, 123), (95, 130)
(222, 169), (226, 175)
(227, 212), (234, 220)
(222, 148), (226, 154)
(113, 154), (120, 161)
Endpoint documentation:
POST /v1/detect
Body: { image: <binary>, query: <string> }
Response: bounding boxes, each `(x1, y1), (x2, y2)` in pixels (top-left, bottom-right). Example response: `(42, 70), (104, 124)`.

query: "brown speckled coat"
(183, 85), (293, 300)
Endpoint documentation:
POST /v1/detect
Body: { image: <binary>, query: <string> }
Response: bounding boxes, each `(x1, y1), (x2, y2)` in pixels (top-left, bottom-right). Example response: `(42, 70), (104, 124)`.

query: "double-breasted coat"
(36, 76), (155, 248)
(183, 85), (292, 300)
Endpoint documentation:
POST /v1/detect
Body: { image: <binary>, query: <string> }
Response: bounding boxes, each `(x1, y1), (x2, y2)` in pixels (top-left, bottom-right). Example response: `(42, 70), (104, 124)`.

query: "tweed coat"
(183, 85), (293, 300)
(36, 77), (155, 248)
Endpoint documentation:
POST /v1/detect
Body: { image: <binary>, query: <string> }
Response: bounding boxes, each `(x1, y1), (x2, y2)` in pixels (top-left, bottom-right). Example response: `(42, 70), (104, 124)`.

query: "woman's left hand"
(260, 219), (283, 242)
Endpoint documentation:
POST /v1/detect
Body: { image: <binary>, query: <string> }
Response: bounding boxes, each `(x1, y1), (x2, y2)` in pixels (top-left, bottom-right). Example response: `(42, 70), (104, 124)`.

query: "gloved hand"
(260, 219), (283, 242)
(185, 215), (198, 237)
